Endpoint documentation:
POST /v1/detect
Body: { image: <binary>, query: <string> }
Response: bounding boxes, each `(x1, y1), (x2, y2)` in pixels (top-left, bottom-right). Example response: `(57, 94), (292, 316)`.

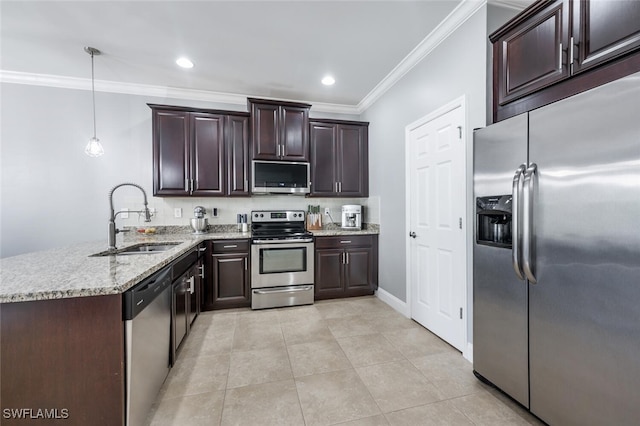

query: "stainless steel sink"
(90, 242), (182, 257)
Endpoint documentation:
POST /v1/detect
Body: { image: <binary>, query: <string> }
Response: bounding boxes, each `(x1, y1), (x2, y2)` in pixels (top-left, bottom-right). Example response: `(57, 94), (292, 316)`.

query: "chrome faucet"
(108, 183), (151, 251)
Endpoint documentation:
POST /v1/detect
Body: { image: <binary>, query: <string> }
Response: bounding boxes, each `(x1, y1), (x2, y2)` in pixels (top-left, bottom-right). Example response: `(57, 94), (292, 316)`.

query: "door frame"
(404, 95), (470, 360)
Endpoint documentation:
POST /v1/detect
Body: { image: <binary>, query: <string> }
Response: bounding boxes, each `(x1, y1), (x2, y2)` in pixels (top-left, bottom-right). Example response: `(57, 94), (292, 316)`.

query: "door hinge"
(457, 126), (462, 139)
(459, 217), (462, 229)
(460, 307), (463, 319)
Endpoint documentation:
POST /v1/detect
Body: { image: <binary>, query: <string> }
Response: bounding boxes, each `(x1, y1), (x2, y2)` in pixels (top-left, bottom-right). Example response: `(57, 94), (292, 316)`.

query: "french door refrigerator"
(473, 71), (640, 425)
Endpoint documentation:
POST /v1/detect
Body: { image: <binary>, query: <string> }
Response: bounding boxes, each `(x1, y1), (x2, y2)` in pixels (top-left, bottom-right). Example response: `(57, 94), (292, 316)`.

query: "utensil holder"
(306, 213), (322, 230)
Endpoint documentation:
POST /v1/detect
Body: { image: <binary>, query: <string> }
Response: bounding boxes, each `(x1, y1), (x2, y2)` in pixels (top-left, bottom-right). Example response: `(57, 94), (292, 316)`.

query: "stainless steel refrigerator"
(473, 71), (640, 425)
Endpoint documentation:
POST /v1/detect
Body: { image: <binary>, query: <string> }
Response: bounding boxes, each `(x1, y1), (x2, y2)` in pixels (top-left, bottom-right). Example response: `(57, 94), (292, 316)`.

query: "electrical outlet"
(211, 207), (218, 217)
(174, 208), (182, 218)
(121, 208), (129, 219)
(324, 208), (330, 215)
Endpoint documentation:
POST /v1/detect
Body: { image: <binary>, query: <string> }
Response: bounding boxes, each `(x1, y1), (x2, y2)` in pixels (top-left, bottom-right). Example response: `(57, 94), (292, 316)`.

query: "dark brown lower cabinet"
(170, 245), (203, 363)
(314, 235), (378, 300)
(203, 239), (251, 310)
(0, 295), (125, 426)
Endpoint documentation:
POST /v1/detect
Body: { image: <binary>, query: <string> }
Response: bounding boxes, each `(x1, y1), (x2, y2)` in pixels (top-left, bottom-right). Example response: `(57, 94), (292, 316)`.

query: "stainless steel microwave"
(252, 160), (310, 194)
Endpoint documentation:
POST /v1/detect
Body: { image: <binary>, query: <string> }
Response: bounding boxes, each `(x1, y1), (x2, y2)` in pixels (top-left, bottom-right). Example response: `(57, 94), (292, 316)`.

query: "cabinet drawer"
(211, 239), (250, 253)
(315, 235), (373, 249)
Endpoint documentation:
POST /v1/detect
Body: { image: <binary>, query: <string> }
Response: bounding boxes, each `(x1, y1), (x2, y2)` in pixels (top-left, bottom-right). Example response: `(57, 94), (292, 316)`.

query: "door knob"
(409, 232), (417, 238)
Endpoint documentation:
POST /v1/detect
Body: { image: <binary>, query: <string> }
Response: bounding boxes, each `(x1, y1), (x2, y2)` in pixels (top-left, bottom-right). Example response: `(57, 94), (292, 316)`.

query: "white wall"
(0, 83), (362, 258)
(360, 4), (520, 348)
(361, 6), (488, 310)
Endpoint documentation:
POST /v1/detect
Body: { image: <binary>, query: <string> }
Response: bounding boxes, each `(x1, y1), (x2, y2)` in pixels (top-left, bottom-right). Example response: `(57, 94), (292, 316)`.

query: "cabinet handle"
(198, 265), (205, 279)
(245, 180), (248, 190)
(558, 42), (563, 71)
(198, 247), (206, 252)
(277, 144), (281, 157)
(223, 244), (238, 248)
(185, 178), (189, 192)
(340, 240), (352, 244)
(244, 258), (248, 270)
(569, 36), (575, 66)
(342, 252), (346, 264)
(339, 182), (342, 192)
(335, 182), (338, 192)
(346, 252), (349, 264)
(191, 180), (195, 192)
(188, 276), (195, 294)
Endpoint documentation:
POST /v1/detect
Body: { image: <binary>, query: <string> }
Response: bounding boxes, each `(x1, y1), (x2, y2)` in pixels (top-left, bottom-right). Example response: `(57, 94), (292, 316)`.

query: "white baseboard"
(464, 343), (473, 363)
(375, 288), (410, 318)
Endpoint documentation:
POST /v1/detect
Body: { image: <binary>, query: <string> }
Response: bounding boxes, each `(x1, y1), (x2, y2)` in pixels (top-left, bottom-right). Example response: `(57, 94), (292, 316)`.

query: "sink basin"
(90, 242), (182, 257)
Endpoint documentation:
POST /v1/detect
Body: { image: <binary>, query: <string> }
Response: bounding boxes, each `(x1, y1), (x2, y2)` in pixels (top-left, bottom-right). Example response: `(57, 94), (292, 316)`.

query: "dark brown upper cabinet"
(491, 0), (640, 122)
(572, 0), (640, 74)
(309, 119), (369, 198)
(494, 0), (570, 107)
(249, 98), (311, 162)
(226, 115), (250, 196)
(149, 104), (250, 197)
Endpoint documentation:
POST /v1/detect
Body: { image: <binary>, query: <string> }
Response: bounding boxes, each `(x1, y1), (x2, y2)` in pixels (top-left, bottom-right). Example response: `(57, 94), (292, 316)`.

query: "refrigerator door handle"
(512, 164), (527, 280)
(522, 163), (538, 284)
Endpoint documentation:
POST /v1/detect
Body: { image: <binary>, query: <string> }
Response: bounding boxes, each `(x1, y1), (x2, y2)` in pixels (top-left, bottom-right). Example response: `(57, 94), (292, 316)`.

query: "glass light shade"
(85, 137), (104, 157)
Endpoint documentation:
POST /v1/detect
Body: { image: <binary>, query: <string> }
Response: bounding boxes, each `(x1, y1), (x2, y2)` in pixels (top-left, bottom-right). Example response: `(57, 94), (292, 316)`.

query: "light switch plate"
(324, 208), (330, 215)
(174, 208), (182, 218)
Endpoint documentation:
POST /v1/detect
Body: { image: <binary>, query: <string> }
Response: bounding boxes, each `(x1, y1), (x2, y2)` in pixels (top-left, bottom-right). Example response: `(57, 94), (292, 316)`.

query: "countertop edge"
(1, 227), (379, 303)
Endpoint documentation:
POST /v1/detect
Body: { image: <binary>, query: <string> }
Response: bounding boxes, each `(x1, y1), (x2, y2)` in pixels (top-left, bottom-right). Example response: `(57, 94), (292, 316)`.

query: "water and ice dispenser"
(476, 195), (512, 248)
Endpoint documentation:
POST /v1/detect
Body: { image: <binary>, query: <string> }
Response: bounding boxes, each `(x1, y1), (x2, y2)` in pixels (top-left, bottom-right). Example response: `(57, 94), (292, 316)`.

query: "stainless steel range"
(250, 210), (314, 309)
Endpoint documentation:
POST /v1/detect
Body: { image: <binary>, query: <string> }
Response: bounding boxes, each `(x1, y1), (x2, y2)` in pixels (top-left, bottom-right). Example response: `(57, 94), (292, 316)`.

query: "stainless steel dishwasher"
(123, 266), (172, 426)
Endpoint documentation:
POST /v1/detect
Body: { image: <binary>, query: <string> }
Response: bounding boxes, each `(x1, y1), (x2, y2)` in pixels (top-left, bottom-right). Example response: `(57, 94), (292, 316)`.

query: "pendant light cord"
(90, 50), (97, 139)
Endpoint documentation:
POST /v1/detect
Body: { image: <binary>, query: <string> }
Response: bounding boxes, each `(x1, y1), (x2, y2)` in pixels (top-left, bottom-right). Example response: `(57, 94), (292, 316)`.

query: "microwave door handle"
(522, 163), (537, 284)
(512, 164), (526, 280)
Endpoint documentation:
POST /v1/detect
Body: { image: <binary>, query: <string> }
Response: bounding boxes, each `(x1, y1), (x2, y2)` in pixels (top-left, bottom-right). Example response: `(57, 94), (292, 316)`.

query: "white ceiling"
(1, 0), (530, 109)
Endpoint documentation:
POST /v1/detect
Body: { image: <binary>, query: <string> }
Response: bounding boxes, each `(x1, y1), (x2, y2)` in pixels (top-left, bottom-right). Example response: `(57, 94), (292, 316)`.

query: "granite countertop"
(0, 224), (379, 303)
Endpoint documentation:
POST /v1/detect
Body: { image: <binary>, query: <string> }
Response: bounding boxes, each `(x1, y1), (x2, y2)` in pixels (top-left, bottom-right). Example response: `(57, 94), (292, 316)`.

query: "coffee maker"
(341, 205), (362, 230)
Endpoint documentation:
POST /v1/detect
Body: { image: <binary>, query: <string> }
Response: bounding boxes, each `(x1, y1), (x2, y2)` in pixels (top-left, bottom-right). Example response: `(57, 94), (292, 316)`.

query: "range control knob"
(260, 213), (264, 217)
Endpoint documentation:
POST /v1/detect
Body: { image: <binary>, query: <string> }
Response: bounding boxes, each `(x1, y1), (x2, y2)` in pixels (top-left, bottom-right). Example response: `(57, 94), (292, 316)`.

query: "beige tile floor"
(146, 296), (543, 426)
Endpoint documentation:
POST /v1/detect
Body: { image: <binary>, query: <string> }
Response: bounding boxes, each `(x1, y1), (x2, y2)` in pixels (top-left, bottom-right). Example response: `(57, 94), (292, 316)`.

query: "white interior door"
(407, 101), (465, 352)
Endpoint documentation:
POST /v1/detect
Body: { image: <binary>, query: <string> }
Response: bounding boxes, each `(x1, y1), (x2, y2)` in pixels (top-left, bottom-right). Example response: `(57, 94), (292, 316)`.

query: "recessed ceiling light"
(321, 75), (335, 86)
(176, 57), (194, 69)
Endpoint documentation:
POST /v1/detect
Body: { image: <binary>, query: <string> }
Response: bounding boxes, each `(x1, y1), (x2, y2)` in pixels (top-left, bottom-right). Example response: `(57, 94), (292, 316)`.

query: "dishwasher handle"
(123, 267), (172, 320)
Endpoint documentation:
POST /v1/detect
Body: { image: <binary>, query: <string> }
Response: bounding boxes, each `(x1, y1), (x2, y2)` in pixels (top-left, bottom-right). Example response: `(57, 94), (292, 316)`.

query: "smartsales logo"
(3, 408), (69, 420)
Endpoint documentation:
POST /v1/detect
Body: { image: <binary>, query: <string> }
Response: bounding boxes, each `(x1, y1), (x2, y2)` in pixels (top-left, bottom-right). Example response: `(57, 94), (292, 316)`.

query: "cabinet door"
(280, 106), (309, 161)
(495, 0), (570, 106)
(172, 279), (189, 361)
(310, 121), (338, 196)
(227, 115), (250, 196)
(314, 249), (345, 299)
(188, 262), (201, 325)
(251, 103), (280, 160)
(209, 253), (250, 309)
(337, 124), (368, 197)
(153, 109), (190, 196)
(344, 247), (373, 295)
(572, 0), (640, 74)
(191, 113), (225, 196)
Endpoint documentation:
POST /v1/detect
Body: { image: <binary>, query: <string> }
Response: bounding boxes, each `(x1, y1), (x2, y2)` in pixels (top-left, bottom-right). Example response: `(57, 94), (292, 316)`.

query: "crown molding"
(0, 69), (360, 115)
(488, 0), (532, 11)
(0, 70), (249, 106)
(357, 0), (486, 113)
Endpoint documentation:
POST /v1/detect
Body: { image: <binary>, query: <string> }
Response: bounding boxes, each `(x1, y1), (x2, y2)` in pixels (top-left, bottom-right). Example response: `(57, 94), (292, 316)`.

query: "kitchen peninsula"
(0, 225), (378, 426)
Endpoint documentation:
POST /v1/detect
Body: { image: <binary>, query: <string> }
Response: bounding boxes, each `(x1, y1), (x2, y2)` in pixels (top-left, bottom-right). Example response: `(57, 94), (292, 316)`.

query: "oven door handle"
(253, 285), (313, 294)
(252, 238), (314, 244)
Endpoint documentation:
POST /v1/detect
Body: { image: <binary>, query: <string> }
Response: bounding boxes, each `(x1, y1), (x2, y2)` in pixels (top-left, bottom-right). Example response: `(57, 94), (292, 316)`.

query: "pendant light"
(84, 46), (104, 157)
